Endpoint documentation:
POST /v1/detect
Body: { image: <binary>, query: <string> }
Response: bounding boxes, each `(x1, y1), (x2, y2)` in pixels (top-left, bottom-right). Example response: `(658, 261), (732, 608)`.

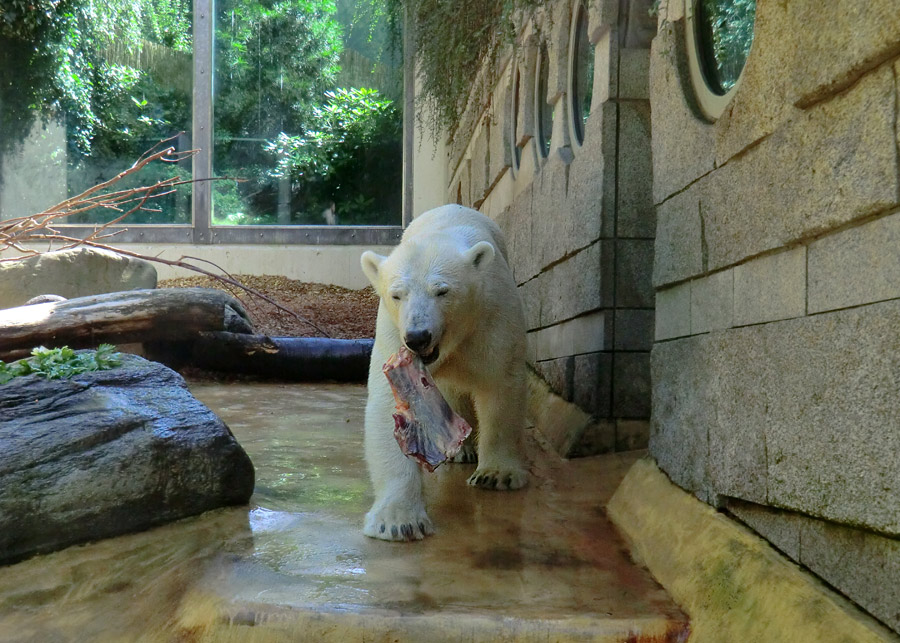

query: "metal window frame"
(55, 0), (406, 246)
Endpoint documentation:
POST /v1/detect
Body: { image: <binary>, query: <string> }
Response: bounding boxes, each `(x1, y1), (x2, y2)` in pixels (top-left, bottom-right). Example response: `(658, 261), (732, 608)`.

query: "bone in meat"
(383, 347), (473, 472)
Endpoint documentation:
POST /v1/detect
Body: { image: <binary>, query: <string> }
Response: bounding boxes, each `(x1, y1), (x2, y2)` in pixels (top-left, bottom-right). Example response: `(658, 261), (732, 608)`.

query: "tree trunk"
(0, 288), (253, 361)
(190, 332), (373, 382)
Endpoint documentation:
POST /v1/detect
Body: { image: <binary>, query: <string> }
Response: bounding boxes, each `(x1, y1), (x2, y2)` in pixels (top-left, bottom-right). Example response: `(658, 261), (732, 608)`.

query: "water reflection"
(0, 382), (684, 641)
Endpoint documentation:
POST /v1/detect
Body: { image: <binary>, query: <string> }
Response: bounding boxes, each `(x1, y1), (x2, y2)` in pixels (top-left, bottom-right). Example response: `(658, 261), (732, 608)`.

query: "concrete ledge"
(607, 458), (896, 642)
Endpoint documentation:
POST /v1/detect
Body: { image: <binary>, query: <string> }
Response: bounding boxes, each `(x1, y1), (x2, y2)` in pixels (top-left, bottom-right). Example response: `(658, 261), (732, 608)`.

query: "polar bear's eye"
(435, 287), (450, 297)
(391, 293), (402, 301)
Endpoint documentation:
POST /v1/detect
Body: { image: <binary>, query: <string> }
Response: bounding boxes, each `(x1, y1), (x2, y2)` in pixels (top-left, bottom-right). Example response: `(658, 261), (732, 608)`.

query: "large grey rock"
(0, 354), (254, 565)
(0, 247), (157, 310)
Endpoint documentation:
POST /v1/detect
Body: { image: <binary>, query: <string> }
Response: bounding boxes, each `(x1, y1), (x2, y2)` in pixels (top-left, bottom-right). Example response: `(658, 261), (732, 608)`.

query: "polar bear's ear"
(463, 241), (495, 269)
(360, 251), (386, 289)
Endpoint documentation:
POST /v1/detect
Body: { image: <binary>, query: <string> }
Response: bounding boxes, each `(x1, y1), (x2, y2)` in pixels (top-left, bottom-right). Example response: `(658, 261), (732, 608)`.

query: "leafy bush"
(0, 345), (122, 384)
(260, 86), (401, 224)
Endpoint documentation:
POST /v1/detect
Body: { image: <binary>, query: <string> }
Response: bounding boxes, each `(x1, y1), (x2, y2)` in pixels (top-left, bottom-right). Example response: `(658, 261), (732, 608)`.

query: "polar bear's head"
(361, 237), (496, 365)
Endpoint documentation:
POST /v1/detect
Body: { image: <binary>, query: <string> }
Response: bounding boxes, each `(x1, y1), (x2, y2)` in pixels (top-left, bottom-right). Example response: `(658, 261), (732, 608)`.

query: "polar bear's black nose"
(404, 329), (432, 354)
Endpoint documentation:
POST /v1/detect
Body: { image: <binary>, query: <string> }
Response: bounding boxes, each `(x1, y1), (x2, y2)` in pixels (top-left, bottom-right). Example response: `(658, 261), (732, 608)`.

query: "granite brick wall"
(440, 0), (657, 457)
(650, 0), (900, 632)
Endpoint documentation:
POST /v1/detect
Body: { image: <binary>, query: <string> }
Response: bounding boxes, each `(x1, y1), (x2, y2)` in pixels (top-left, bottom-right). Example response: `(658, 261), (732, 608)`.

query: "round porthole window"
(510, 64), (523, 172)
(535, 45), (553, 159)
(686, 0), (757, 120)
(568, 2), (594, 147)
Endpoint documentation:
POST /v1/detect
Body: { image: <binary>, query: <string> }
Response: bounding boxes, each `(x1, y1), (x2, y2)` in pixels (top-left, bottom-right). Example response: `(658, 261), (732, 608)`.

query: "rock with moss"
(0, 353), (254, 565)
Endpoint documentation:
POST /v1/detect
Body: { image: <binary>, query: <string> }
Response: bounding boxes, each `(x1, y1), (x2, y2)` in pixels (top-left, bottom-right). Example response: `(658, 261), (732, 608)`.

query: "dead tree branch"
(0, 138), (332, 338)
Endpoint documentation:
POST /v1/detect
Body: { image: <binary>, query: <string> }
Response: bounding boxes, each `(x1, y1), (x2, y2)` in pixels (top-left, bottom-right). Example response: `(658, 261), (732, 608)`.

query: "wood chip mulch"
(157, 274), (379, 339)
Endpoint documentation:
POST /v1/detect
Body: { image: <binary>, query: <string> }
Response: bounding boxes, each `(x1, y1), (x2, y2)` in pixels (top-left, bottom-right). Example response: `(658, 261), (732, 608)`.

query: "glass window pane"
(696, 0), (756, 94)
(537, 46), (552, 158)
(0, 1), (194, 224)
(572, 4), (594, 146)
(213, 0), (403, 226)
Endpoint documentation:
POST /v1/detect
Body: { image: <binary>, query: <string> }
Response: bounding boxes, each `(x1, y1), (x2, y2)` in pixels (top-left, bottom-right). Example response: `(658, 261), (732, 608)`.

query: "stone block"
(568, 419), (616, 457)
(534, 355), (573, 402)
(654, 185), (702, 288)
(569, 101), (616, 241)
(716, 0), (900, 164)
(618, 48), (650, 100)
(690, 268), (733, 334)
(650, 337), (712, 496)
(761, 301), (900, 535)
(655, 281), (691, 341)
(704, 64), (899, 272)
(456, 159), (471, 209)
(488, 87), (513, 186)
(616, 420), (649, 451)
(799, 517), (900, 634)
(470, 123), (490, 205)
(0, 247), (157, 309)
(531, 159), (578, 270)
(517, 274), (542, 331)
(573, 351), (612, 418)
(725, 499), (802, 562)
(733, 247), (806, 326)
(808, 212), (900, 314)
(616, 101), (655, 238)
(612, 351), (650, 418)
(531, 311), (607, 361)
(588, 28), (617, 108)
(614, 309), (654, 351)
(616, 239), (654, 308)
(538, 240), (610, 326)
(649, 22), (716, 205)
(660, 301), (900, 535)
(706, 330), (770, 505)
(507, 185), (540, 284)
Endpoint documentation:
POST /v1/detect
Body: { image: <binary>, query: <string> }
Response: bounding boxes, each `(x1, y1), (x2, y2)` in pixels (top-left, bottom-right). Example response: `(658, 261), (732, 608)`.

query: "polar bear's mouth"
(419, 344), (440, 365)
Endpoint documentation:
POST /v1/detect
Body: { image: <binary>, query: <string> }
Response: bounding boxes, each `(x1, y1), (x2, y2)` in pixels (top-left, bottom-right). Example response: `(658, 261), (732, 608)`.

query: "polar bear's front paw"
(363, 503), (435, 542)
(467, 465), (527, 490)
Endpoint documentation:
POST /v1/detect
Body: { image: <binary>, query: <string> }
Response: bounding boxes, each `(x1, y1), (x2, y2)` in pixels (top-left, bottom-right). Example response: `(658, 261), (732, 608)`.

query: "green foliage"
(374, 0), (545, 143)
(214, 0), (343, 139)
(0, 0), (193, 157)
(699, 0), (756, 92)
(0, 344), (122, 385)
(260, 87), (401, 224)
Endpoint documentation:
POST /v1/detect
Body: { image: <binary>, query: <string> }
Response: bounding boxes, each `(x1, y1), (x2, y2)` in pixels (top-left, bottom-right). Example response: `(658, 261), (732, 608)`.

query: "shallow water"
(0, 382), (685, 642)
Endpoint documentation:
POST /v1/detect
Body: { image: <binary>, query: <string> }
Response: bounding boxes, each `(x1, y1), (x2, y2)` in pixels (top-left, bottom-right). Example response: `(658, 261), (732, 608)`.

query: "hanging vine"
(378, 0), (549, 143)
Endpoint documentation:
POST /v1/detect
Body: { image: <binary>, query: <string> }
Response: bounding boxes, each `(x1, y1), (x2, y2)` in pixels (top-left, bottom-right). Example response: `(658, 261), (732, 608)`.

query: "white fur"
(360, 204), (529, 542)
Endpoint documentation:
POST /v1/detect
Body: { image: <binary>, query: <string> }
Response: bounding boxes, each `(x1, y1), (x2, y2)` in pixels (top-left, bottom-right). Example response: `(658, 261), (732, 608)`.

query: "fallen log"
(190, 332), (373, 382)
(0, 288), (253, 361)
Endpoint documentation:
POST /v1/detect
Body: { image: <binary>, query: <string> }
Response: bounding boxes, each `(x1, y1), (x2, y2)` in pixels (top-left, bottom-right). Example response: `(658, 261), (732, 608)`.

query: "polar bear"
(359, 204), (528, 541)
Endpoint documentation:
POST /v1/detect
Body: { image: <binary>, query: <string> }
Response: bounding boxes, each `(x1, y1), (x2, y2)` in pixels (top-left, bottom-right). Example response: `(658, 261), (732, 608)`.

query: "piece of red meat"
(383, 347), (473, 472)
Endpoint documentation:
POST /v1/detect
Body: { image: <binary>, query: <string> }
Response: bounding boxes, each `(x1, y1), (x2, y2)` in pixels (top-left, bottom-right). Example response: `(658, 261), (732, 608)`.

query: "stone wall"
(426, 0), (656, 457)
(649, 0), (900, 633)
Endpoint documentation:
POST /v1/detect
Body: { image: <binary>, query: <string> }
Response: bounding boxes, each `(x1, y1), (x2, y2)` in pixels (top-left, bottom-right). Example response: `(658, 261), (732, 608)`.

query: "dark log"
(0, 288), (252, 361)
(190, 332), (373, 382)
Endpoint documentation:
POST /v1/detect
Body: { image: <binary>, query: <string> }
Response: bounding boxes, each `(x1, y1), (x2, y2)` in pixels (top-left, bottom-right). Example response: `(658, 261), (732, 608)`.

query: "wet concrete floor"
(0, 382), (687, 642)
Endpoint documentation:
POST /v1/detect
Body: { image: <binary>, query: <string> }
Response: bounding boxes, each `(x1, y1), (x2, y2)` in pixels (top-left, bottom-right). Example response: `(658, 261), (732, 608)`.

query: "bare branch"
(1, 139), (333, 338)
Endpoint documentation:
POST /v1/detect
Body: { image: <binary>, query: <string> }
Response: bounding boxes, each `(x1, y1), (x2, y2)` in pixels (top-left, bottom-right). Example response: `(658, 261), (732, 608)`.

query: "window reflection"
(536, 45), (552, 158)
(213, 0), (402, 226)
(0, 1), (194, 224)
(695, 0), (756, 94)
(572, 3), (594, 146)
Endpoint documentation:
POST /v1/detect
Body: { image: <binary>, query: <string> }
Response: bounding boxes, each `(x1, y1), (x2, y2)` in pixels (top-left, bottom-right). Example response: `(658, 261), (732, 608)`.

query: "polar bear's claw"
(364, 506), (435, 541)
(450, 443), (478, 464)
(467, 467), (527, 490)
